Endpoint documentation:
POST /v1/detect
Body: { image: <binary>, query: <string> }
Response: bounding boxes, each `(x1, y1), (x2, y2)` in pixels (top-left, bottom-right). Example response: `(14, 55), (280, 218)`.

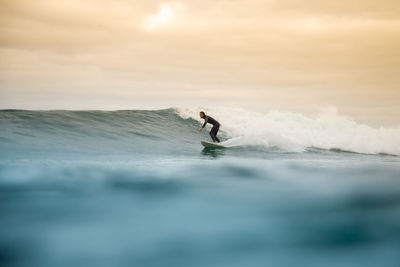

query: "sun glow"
(145, 3), (182, 31)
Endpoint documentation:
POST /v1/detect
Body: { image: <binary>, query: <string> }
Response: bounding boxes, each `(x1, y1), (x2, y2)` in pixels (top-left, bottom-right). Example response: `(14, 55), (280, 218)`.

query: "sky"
(0, 0), (399, 125)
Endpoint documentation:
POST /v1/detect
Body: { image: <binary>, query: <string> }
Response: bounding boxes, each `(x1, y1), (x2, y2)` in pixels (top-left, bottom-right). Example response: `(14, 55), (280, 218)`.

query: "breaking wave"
(176, 107), (400, 155)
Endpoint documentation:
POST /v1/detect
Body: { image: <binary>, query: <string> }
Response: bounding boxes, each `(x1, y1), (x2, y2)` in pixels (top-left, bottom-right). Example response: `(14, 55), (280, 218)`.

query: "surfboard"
(201, 141), (225, 148)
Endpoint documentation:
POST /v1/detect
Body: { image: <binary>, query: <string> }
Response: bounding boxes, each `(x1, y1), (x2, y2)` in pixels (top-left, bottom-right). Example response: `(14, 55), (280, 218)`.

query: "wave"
(1, 107), (399, 157)
(176, 107), (400, 155)
(0, 109), (202, 158)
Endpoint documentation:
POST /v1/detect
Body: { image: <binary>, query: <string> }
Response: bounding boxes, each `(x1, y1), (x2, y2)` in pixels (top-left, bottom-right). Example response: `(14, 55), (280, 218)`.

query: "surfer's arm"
(201, 116), (208, 128)
(201, 118), (208, 129)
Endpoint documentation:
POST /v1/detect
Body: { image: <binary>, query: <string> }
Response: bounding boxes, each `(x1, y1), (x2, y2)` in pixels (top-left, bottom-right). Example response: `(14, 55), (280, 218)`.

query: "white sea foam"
(176, 107), (400, 155)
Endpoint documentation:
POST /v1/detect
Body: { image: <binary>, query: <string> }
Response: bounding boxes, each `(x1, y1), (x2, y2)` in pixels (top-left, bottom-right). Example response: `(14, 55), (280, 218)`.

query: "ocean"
(1, 108), (400, 267)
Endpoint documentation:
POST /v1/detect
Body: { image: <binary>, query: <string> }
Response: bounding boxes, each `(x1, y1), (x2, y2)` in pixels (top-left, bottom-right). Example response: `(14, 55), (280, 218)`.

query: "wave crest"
(176, 107), (400, 155)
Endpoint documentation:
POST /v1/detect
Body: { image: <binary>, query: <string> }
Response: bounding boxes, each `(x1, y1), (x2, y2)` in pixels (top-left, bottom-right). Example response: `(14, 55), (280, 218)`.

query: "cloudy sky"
(1, 0), (399, 125)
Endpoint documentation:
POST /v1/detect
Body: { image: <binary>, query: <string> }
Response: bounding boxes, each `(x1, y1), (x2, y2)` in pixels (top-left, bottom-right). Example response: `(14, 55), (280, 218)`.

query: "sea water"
(1, 108), (400, 267)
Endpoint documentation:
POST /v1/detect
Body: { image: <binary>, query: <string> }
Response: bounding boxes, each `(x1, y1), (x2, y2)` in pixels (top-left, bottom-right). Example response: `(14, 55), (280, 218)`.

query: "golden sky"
(0, 0), (399, 125)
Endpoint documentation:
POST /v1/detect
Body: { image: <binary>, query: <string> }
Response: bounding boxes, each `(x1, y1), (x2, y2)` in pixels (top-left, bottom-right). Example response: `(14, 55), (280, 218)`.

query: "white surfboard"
(201, 141), (225, 148)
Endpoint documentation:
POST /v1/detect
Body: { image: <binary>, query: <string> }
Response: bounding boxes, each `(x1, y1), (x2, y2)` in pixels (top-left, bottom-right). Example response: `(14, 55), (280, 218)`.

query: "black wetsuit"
(202, 115), (220, 143)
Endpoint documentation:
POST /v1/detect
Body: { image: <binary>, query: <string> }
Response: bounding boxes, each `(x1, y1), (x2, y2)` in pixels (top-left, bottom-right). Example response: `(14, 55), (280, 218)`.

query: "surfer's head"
(199, 111), (205, 118)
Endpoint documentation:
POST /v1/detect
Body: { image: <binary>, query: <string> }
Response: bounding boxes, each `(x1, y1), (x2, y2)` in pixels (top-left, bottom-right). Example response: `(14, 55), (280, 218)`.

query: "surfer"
(200, 111), (221, 143)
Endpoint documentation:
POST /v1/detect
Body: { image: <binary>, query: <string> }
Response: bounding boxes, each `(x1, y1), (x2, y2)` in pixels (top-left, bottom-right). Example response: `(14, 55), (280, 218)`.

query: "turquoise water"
(1, 109), (400, 267)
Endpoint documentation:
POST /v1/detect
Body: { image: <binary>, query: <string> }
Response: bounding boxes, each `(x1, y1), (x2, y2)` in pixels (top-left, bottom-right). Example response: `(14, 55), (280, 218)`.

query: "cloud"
(0, 0), (399, 124)
(144, 2), (183, 31)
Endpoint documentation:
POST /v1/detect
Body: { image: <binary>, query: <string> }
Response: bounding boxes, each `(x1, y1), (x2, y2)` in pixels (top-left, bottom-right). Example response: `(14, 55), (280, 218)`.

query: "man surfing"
(200, 111), (221, 143)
